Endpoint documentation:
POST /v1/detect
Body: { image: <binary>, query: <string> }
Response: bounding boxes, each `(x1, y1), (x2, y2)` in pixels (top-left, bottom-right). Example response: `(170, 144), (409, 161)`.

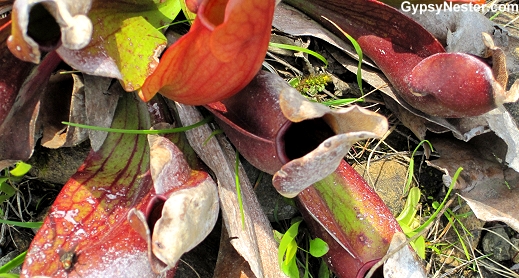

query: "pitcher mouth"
(275, 117), (336, 165)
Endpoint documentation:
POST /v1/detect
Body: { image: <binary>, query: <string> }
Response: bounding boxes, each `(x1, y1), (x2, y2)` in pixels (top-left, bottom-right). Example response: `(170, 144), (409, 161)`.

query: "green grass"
(321, 16), (364, 96)
(234, 151), (246, 229)
(62, 116), (212, 134)
(0, 251), (26, 276)
(275, 218), (329, 278)
(269, 42), (328, 67)
(396, 140), (464, 260)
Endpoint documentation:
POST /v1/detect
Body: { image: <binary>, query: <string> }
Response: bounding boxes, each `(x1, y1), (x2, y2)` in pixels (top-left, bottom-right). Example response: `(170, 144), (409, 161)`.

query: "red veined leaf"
(139, 0), (275, 105)
(20, 92), (171, 277)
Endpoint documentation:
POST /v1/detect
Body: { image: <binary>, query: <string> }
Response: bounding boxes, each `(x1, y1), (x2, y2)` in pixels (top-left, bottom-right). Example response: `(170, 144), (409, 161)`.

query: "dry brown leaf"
(427, 136), (519, 233)
(63, 74), (89, 146)
(383, 232), (427, 278)
(175, 103), (285, 278)
(39, 71), (74, 148)
(213, 228), (256, 278)
(272, 2), (375, 67)
(407, 11), (499, 56)
(83, 74), (120, 151)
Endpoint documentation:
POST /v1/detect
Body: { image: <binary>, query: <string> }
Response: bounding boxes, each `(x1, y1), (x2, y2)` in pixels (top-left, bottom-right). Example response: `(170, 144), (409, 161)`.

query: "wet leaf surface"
(21, 92), (169, 277)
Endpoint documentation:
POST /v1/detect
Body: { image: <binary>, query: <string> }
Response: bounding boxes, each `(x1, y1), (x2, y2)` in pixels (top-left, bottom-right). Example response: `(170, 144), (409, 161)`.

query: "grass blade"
(0, 251), (26, 274)
(269, 42), (328, 66)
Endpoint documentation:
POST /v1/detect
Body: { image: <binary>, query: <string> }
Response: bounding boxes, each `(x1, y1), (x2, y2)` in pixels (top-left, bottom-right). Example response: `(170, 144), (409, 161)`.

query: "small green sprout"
(275, 218), (329, 278)
(0, 162), (32, 215)
(396, 186), (426, 259)
(404, 140), (433, 195)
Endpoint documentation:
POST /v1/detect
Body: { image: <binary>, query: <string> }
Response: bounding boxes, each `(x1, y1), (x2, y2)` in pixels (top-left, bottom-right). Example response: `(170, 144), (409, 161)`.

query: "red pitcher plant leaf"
(298, 160), (402, 277)
(139, 0), (275, 105)
(21, 93), (174, 277)
(8, 0), (181, 91)
(128, 129), (219, 274)
(8, 0), (92, 63)
(284, 0), (519, 118)
(206, 71), (388, 197)
(205, 71), (401, 276)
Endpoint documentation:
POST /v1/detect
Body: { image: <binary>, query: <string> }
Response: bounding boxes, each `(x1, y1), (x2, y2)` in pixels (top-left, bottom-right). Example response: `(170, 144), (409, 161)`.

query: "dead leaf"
(62, 73), (89, 147)
(175, 103), (286, 278)
(408, 11), (499, 57)
(383, 232), (427, 278)
(272, 2), (375, 68)
(39, 71), (73, 148)
(0, 51), (62, 170)
(427, 136), (519, 233)
(213, 226), (256, 278)
(83, 75), (120, 151)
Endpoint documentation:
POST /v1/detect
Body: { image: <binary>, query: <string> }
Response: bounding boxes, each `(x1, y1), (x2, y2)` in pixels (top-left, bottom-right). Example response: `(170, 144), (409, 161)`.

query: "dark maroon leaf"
(0, 19), (34, 126)
(284, 0), (516, 118)
(0, 50), (61, 170)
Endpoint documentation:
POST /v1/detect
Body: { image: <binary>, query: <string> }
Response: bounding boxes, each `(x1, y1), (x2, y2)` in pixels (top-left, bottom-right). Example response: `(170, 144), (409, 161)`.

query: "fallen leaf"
(62, 73), (89, 147)
(427, 136), (519, 233)
(38, 71), (74, 148)
(0, 51), (62, 170)
(407, 10), (500, 57)
(83, 75), (120, 151)
(213, 228), (255, 278)
(175, 103), (285, 278)
(272, 3), (375, 68)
